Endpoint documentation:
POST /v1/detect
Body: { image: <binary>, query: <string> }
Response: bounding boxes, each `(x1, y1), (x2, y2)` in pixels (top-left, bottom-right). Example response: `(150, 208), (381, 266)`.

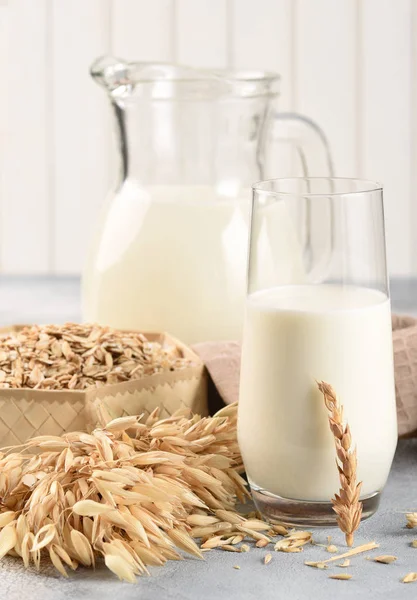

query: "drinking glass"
(238, 178), (397, 526)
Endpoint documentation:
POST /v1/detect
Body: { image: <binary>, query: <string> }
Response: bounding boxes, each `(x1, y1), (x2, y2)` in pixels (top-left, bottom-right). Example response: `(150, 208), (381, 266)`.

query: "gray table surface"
(0, 276), (416, 600)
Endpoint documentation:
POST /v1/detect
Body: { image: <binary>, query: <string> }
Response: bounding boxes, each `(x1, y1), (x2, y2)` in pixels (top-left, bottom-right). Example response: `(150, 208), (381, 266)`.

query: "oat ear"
(0, 403), (256, 581)
(317, 381), (363, 547)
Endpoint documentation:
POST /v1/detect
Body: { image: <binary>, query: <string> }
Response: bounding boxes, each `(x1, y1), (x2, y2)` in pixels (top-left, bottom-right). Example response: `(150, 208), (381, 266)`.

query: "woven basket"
(393, 315), (417, 437)
(0, 331), (208, 447)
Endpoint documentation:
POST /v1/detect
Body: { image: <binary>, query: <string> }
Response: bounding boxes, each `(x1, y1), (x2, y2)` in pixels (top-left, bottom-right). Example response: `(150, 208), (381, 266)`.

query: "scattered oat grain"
(403, 573), (417, 583)
(222, 545), (240, 552)
(271, 525), (288, 536)
(406, 513), (417, 529)
(337, 559), (350, 567)
(305, 561), (328, 570)
(372, 555), (397, 564)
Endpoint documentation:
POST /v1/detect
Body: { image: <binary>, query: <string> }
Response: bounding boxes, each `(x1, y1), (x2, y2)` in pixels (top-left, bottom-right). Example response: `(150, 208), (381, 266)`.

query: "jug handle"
(273, 112), (334, 177)
(273, 112), (335, 281)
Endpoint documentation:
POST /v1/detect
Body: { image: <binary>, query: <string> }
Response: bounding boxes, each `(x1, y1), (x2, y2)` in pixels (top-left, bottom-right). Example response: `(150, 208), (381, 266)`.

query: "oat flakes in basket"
(0, 323), (207, 446)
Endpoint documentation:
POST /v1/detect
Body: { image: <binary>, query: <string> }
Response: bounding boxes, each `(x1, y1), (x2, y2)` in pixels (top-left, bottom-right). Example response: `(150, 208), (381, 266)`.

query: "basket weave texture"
(0, 331), (208, 447)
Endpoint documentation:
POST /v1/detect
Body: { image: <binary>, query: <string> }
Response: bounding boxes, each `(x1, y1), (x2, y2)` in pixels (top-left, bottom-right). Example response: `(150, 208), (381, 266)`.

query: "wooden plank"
(295, 0), (357, 177)
(410, 0), (417, 274)
(230, 0), (294, 178)
(231, 0), (293, 109)
(2, 0), (50, 273)
(0, 2), (8, 272)
(111, 0), (174, 61)
(361, 0), (412, 276)
(52, 0), (111, 273)
(176, 0), (228, 67)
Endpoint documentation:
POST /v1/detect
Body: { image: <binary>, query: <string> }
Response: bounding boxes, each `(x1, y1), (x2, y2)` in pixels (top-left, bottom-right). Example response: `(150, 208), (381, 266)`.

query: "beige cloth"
(193, 314), (417, 438)
(192, 342), (241, 407)
(392, 315), (417, 437)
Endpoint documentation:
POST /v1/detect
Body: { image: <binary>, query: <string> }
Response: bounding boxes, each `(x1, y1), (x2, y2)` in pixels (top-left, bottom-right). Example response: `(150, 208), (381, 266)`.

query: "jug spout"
(90, 55), (130, 91)
(90, 56), (207, 89)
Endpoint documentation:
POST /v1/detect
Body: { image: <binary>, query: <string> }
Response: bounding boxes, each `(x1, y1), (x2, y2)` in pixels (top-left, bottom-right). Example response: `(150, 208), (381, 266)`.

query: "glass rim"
(252, 177), (383, 198)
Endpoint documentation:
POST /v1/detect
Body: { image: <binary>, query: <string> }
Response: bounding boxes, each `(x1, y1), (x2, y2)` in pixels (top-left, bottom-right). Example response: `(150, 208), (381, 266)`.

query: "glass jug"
(83, 58), (334, 344)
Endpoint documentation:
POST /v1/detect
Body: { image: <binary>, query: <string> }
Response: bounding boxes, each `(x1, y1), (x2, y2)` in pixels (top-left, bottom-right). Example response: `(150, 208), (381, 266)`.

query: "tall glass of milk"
(238, 178), (397, 526)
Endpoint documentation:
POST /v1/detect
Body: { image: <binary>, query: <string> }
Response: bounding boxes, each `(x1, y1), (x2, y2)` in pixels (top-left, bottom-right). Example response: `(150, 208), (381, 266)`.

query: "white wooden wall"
(0, 0), (416, 276)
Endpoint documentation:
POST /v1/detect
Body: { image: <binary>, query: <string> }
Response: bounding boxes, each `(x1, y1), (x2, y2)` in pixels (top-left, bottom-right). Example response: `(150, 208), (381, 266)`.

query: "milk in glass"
(238, 284), (397, 501)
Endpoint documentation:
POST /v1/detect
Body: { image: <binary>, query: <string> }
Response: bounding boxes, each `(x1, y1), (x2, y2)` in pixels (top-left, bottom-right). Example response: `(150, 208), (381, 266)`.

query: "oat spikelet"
(317, 381), (363, 547)
(406, 513), (417, 528)
(274, 531), (312, 552)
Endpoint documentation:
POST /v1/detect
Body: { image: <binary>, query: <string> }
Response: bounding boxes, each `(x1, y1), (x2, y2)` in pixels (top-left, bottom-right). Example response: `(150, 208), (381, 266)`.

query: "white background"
(0, 0), (416, 276)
